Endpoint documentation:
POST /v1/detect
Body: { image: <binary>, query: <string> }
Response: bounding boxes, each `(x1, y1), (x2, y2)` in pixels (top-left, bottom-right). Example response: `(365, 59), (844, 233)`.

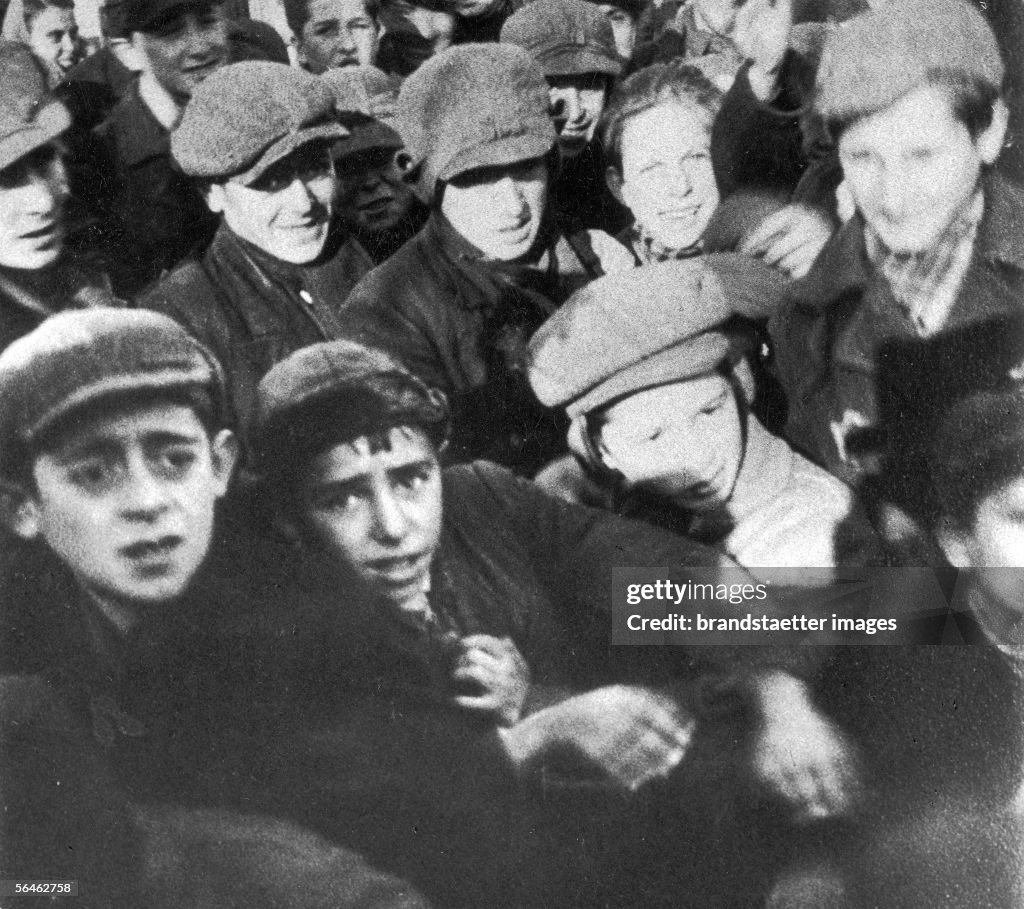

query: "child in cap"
(528, 254), (883, 574)
(0, 41), (118, 352)
(338, 43), (632, 476)
(140, 61), (373, 429)
(322, 65), (429, 263)
(501, 0), (630, 234)
(770, 0), (1024, 492)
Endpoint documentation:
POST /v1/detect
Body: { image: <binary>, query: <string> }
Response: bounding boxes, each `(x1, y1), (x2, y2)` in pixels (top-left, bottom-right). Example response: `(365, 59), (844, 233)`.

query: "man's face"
(943, 477), (1024, 626)
(207, 143), (336, 264)
(0, 145), (68, 271)
(613, 101), (719, 250)
(377, 0), (455, 71)
(132, 1), (229, 102)
(597, 376), (744, 510)
(441, 157), (547, 261)
(27, 6), (81, 80)
(336, 146), (417, 236)
(14, 402), (234, 611)
(297, 0), (379, 72)
(838, 83), (1002, 255)
(299, 425), (443, 608)
(548, 74), (608, 158)
(596, 3), (636, 61)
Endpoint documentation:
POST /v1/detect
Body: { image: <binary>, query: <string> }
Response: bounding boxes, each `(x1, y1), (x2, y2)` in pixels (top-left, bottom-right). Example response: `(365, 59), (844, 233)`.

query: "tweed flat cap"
(0, 41), (70, 172)
(527, 253), (788, 417)
(815, 0), (1003, 123)
(0, 310), (227, 477)
(172, 62), (347, 184)
(501, 0), (621, 79)
(253, 339), (450, 472)
(321, 66), (404, 157)
(398, 44), (555, 200)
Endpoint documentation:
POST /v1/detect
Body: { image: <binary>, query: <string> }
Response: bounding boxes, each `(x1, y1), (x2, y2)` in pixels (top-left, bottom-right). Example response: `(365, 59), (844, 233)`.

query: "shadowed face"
(0, 144), (68, 271)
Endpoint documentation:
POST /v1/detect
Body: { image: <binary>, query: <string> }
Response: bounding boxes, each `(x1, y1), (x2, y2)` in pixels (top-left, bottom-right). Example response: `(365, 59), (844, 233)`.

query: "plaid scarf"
(622, 223), (703, 265)
(865, 189), (984, 337)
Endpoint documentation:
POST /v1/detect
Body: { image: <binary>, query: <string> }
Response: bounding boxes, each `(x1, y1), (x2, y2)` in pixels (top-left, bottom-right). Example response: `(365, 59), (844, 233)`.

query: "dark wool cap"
(321, 66), (404, 157)
(527, 253), (788, 417)
(253, 339), (450, 475)
(815, 0), (1004, 123)
(501, 0), (621, 79)
(123, 0), (217, 32)
(0, 309), (227, 478)
(398, 44), (555, 201)
(0, 41), (70, 172)
(172, 62), (347, 184)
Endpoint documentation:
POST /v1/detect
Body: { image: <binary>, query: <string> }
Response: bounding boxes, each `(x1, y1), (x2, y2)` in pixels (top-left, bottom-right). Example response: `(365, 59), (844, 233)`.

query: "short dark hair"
(22, 0), (75, 29)
(284, 0), (379, 38)
(601, 63), (722, 171)
(932, 387), (1024, 530)
(828, 71), (1001, 142)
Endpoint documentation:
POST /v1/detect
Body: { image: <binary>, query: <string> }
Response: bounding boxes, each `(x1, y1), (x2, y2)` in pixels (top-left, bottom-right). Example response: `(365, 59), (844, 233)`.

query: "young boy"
(284, 0), (379, 72)
(0, 309), (431, 908)
(527, 255), (883, 574)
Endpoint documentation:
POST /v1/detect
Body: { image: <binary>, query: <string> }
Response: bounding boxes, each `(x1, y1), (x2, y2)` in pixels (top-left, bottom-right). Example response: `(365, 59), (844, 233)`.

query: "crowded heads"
(173, 62), (347, 263)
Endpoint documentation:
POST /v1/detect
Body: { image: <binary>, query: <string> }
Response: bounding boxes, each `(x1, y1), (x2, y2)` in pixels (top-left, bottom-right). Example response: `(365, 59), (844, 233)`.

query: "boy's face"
(942, 477), (1024, 618)
(441, 157), (548, 261)
(297, 0), (379, 72)
(28, 6), (81, 80)
(548, 74), (608, 158)
(838, 83), (1004, 255)
(297, 425), (443, 608)
(132, 1), (229, 102)
(611, 101), (718, 251)
(207, 143), (336, 264)
(597, 375), (744, 510)
(0, 144), (68, 271)
(336, 145), (417, 236)
(9, 401), (236, 611)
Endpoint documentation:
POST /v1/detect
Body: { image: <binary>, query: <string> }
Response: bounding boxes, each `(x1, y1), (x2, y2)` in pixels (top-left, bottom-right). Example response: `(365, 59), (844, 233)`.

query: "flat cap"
(527, 253), (788, 417)
(0, 309), (226, 477)
(253, 339), (450, 472)
(815, 0), (1003, 123)
(123, 0), (214, 32)
(0, 41), (70, 172)
(172, 62), (347, 184)
(321, 66), (404, 157)
(398, 44), (555, 200)
(501, 0), (621, 79)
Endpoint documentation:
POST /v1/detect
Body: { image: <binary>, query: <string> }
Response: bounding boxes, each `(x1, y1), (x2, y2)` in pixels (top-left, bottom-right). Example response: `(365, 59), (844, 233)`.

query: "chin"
(271, 230), (329, 264)
(5, 242), (62, 271)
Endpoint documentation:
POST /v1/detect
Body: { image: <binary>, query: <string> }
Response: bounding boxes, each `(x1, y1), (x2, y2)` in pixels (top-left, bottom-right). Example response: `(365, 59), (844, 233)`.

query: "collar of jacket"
(423, 210), (564, 310)
(106, 76), (172, 168)
(791, 171), (1024, 314)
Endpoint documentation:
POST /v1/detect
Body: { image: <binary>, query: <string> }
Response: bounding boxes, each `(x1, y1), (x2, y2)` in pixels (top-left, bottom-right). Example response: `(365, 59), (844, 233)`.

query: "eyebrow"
(53, 430), (204, 463)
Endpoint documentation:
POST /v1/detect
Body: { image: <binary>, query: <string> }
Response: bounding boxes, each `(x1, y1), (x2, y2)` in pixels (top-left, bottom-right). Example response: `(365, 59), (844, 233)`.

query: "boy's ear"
(935, 514), (972, 569)
(977, 98), (1009, 166)
(210, 429), (241, 497)
(605, 165), (625, 206)
(0, 482), (41, 541)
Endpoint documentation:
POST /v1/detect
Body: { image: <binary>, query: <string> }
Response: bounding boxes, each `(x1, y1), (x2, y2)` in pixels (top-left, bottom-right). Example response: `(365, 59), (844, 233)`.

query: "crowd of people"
(2, 0), (1024, 905)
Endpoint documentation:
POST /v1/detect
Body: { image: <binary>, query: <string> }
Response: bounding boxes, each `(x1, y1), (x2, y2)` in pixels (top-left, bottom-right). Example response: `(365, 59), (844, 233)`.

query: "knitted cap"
(398, 43), (555, 200)
(0, 41), (70, 172)
(172, 62), (347, 184)
(816, 0), (1003, 123)
(0, 309), (227, 478)
(501, 0), (621, 79)
(527, 253), (787, 417)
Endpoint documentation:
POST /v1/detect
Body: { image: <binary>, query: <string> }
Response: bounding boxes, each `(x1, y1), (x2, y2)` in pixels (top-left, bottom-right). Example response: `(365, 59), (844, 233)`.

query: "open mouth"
(121, 535), (184, 564)
(358, 196), (394, 214)
(367, 551), (430, 584)
(20, 222), (59, 243)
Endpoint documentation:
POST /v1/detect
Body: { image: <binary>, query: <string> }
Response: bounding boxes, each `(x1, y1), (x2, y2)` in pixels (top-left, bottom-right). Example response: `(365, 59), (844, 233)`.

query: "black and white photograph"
(2, 0), (1024, 905)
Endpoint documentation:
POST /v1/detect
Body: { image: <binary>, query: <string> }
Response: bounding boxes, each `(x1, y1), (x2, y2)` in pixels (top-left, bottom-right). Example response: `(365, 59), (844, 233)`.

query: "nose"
(120, 462), (172, 519)
(876, 166), (906, 217)
(283, 174), (319, 208)
(338, 26), (357, 52)
(670, 161), (694, 196)
(21, 163), (64, 215)
(491, 175), (527, 217)
(370, 487), (409, 542)
(59, 33), (75, 56)
(561, 88), (583, 124)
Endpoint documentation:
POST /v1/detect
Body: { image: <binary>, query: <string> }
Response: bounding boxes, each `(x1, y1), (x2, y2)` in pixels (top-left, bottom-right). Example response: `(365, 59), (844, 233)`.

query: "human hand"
(451, 634), (531, 726)
(749, 673), (862, 821)
(733, 0), (793, 101)
(500, 685), (695, 791)
(740, 203), (834, 278)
